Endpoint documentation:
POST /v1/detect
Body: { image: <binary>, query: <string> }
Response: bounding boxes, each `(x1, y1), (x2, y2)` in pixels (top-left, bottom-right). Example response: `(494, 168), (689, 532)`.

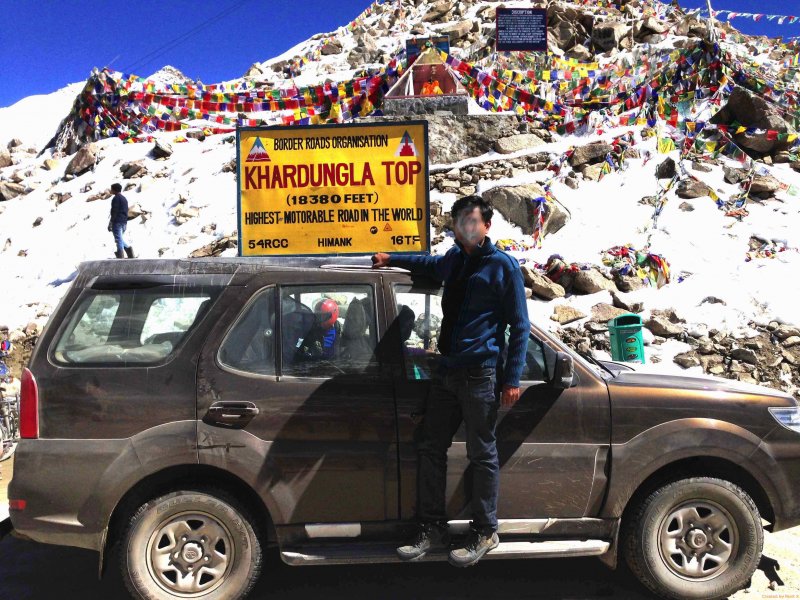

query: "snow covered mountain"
(0, 0), (798, 397)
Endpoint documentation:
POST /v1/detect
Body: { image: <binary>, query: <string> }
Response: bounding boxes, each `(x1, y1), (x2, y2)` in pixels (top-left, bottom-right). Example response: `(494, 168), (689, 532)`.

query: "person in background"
(372, 194), (529, 568)
(109, 183), (135, 259)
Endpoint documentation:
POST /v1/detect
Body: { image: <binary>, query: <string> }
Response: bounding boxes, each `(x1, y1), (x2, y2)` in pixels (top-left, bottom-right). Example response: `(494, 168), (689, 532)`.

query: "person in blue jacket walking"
(108, 183), (135, 258)
(372, 194), (529, 568)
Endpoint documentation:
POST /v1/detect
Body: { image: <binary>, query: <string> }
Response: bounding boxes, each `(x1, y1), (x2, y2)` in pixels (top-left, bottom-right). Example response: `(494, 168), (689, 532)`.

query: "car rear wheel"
(623, 477), (762, 600)
(120, 490), (262, 600)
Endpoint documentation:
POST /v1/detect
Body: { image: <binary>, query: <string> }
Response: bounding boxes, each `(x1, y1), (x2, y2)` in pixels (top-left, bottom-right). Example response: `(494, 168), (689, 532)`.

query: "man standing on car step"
(372, 194), (529, 568)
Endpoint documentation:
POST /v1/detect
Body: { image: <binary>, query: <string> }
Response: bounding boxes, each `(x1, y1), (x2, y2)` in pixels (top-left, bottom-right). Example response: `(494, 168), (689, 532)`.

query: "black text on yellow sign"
(237, 122), (430, 256)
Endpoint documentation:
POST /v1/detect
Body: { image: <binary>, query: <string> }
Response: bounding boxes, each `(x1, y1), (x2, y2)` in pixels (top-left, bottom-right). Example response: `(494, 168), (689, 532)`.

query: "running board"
(281, 539), (610, 566)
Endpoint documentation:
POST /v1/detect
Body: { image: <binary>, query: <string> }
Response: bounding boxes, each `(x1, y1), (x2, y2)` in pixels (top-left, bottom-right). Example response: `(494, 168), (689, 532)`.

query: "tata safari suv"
(7, 257), (800, 600)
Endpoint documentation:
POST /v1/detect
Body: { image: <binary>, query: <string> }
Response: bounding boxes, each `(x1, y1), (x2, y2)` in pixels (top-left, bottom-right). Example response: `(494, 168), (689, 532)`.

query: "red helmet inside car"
(314, 298), (339, 329)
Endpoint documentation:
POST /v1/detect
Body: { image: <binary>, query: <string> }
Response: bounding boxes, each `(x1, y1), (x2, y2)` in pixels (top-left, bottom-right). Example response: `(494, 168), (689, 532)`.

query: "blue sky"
(1, 0), (798, 109)
(0, 0), (374, 107)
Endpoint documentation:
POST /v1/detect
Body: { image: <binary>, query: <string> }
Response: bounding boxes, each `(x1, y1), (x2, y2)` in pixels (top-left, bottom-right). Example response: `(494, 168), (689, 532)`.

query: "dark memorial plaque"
(496, 8), (547, 52)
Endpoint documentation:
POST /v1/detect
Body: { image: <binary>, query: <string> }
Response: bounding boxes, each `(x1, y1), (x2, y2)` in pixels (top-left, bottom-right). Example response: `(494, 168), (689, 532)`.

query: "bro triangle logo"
(395, 131), (417, 157)
(246, 138), (270, 162)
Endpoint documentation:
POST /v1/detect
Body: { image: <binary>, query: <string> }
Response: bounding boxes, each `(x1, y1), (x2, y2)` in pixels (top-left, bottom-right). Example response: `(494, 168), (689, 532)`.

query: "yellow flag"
(658, 138), (676, 153)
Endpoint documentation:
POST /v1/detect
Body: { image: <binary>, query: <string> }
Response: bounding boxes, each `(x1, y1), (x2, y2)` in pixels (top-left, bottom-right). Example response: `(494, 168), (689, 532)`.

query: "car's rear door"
(196, 268), (399, 525)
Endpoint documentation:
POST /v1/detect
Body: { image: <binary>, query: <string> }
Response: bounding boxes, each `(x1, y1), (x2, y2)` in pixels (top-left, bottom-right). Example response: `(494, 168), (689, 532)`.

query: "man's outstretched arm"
(372, 252), (448, 282)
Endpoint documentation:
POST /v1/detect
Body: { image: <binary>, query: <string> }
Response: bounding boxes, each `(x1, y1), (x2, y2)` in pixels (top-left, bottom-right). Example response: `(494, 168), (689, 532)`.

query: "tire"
(120, 490), (262, 600)
(623, 477), (763, 600)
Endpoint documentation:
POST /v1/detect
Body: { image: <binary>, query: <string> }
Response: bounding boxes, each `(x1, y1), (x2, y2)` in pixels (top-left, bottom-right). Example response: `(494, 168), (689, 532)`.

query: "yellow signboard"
(237, 121), (429, 256)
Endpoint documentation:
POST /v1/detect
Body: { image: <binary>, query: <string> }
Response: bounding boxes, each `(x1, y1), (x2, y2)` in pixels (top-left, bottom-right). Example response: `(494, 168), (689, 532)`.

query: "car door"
(196, 269), (399, 525)
(386, 273), (611, 520)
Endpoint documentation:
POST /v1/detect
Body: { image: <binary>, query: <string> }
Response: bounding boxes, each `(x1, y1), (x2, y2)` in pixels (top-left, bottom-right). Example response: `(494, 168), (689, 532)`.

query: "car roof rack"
(320, 264), (409, 272)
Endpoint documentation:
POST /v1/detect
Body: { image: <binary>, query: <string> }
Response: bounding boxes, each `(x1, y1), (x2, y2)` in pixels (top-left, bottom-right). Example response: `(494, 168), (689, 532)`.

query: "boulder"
(611, 291), (644, 313)
(569, 142), (613, 168)
(692, 161), (713, 173)
(572, 269), (617, 294)
(494, 133), (546, 154)
(64, 145), (96, 176)
(645, 316), (684, 338)
(6, 138), (23, 150)
(319, 40), (343, 55)
(551, 20), (581, 50)
(591, 303), (628, 323)
(186, 130), (206, 142)
(582, 164), (605, 181)
(189, 234), (238, 257)
(151, 139), (173, 159)
(422, 0), (450, 21)
(640, 16), (668, 34)
(372, 114), (522, 164)
(121, 161), (147, 179)
(674, 351), (701, 369)
(551, 305), (587, 325)
(655, 157), (675, 179)
(565, 44), (593, 62)
(439, 20), (473, 41)
(723, 166), (749, 184)
(774, 324), (800, 340)
(749, 173), (782, 196)
(0, 181), (27, 201)
(484, 183), (570, 237)
(592, 21), (630, 51)
(730, 348), (758, 365)
(710, 88), (792, 155)
(521, 266), (566, 300)
(42, 158), (59, 171)
(0, 150), (12, 168)
(676, 179), (711, 199)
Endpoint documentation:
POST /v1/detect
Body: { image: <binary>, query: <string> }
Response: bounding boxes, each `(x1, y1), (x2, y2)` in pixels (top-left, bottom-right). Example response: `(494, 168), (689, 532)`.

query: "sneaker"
(448, 527), (499, 568)
(396, 522), (450, 561)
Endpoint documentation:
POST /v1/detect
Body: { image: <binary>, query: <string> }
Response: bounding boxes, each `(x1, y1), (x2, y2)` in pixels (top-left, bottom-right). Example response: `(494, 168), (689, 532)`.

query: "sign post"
(237, 121), (429, 256)
(495, 8), (548, 52)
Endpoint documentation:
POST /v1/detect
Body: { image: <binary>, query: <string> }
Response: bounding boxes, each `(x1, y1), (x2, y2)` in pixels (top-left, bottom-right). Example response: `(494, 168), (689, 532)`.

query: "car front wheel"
(120, 490), (262, 600)
(623, 477), (763, 600)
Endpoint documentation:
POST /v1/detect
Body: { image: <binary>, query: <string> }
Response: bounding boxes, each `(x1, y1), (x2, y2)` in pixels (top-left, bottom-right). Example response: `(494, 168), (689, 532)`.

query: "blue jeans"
(112, 222), (130, 253)
(416, 365), (500, 532)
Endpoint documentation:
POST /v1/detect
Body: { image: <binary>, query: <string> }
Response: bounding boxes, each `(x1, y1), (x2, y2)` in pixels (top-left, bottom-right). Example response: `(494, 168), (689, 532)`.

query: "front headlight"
(769, 407), (800, 433)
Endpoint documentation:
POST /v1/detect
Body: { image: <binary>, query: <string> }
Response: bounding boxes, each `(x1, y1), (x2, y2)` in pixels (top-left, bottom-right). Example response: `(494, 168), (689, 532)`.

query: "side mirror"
(552, 352), (574, 389)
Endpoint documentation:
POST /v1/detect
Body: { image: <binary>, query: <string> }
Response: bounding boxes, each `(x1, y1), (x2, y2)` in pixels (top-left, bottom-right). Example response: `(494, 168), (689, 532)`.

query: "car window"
(393, 284), (443, 380)
(280, 285), (377, 378)
(53, 289), (213, 365)
(218, 288), (276, 376)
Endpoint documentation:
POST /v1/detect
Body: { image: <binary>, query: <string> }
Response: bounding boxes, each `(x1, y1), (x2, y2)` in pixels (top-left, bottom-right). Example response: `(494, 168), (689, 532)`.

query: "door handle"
(204, 401), (259, 428)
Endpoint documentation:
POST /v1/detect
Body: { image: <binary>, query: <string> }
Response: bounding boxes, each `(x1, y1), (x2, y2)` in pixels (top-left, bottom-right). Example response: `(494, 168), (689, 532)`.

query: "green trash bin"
(608, 313), (645, 363)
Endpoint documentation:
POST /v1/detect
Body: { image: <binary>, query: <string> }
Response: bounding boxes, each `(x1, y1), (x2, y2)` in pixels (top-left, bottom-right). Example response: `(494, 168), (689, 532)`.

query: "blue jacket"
(110, 193), (128, 225)
(391, 237), (530, 387)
